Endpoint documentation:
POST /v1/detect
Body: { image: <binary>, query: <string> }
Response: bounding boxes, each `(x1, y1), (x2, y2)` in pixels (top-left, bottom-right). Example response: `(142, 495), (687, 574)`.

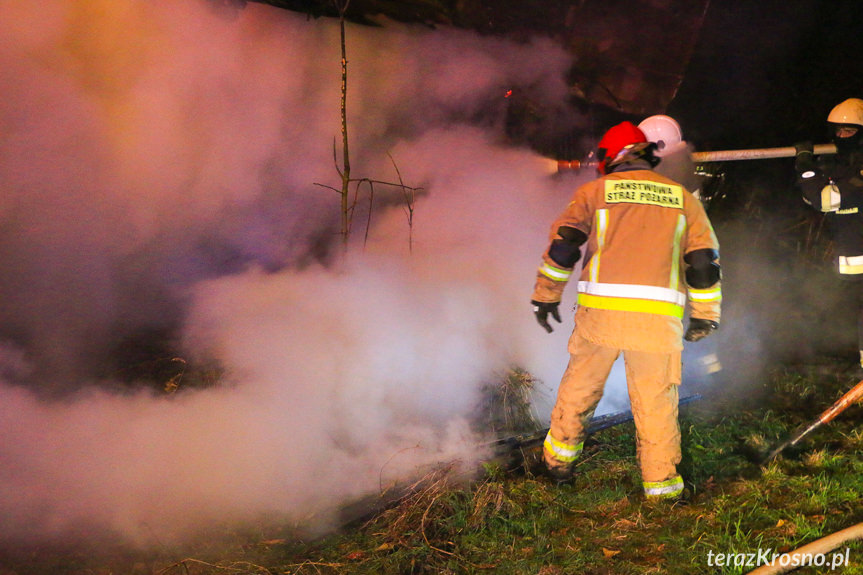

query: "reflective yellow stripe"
(543, 432), (583, 463)
(688, 285), (722, 302)
(643, 475), (684, 498)
(669, 214), (685, 290)
(577, 281), (685, 306)
(839, 255), (863, 275)
(539, 262), (572, 281)
(589, 209), (608, 283)
(577, 293), (684, 318)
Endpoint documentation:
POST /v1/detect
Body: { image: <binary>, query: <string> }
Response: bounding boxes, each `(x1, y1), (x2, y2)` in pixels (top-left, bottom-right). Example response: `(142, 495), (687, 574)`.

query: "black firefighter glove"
(794, 141), (816, 174)
(531, 300), (561, 333)
(684, 318), (719, 342)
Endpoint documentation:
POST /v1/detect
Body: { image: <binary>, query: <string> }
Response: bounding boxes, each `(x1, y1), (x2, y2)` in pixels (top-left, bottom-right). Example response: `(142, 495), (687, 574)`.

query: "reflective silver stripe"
(539, 262), (572, 281)
(589, 209), (608, 283)
(839, 255), (863, 275)
(688, 286), (722, 302)
(699, 352), (722, 374)
(577, 281), (686, 306)
(543, 431), (583, 463)
(643, 475), (684, 498)
(821, 183), (841, 212)
(669, 214), (686, 290)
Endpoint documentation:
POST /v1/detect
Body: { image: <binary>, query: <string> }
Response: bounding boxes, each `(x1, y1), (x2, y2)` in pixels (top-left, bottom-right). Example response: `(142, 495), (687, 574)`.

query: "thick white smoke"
(0, 0), (606, 546)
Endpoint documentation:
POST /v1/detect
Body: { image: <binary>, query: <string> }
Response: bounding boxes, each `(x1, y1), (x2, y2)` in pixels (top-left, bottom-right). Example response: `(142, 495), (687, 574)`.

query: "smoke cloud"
(0, 0), (773, 551)
(0, 0), (601, 546)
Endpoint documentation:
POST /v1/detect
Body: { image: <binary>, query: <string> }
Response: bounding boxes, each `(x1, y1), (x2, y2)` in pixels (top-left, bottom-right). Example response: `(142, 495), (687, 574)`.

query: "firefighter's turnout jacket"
(798, 149), (863, 279)
(533, 166), (722, 347)
(798, 147), (863, 361)
(532, 162), (721, 498)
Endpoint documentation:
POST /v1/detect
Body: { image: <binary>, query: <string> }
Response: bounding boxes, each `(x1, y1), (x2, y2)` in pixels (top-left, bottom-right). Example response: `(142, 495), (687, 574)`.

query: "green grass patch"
(4, 362), (863, 574)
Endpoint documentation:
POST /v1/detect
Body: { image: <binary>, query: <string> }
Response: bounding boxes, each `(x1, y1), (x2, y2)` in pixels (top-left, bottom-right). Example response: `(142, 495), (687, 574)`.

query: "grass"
(2, 362), (863, 575)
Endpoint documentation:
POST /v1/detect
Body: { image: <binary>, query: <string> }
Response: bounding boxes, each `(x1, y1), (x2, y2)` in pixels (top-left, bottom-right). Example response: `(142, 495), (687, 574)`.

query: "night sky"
(670, 0), (863, 150)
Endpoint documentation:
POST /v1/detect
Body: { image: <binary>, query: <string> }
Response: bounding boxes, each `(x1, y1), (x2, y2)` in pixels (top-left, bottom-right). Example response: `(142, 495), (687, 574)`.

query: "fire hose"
(557, 143), (838, 173)
(745, 522), (863, 575)
(487, 393), (702, 469)
(762, 378), (863, 463)
(336, 395), (703, 528)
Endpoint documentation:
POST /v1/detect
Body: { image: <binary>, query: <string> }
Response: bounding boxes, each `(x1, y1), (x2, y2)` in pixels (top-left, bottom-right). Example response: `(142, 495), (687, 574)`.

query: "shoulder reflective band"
(688, 285), (722, 302)
(539, 262), (572, 281)
(604, 179), (684, 208)
(839, 255), (863, 275)
(543, 431), (583, 463)
(577, 281), (685, 318)
(643, 475), (684, 498)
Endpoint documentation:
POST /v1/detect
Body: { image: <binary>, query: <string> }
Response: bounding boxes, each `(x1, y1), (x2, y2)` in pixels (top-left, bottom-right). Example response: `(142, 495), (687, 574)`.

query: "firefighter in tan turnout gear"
(530, 121), (722, 500)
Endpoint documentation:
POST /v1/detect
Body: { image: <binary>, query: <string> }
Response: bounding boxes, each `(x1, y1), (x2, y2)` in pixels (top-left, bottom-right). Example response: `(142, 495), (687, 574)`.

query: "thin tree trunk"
(338, 1), (351, 247)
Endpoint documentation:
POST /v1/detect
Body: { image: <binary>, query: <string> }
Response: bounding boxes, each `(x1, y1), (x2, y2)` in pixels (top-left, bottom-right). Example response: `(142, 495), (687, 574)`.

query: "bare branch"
(313, 182), (343, 194)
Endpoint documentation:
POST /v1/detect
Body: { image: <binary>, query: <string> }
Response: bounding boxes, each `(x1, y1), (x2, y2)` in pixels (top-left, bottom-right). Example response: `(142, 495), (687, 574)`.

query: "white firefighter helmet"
(827, 98), (863, 127)
(637, 114), (683, 157)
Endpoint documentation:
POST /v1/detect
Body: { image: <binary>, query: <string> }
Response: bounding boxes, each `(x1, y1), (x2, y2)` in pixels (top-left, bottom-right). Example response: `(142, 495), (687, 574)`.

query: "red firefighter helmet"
(596, 121), (652, 175)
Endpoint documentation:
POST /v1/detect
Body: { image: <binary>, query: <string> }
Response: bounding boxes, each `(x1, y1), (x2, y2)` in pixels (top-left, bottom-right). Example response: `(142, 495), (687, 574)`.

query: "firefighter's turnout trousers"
(544, 326), (683, 498)
(533, 169), (722, 499)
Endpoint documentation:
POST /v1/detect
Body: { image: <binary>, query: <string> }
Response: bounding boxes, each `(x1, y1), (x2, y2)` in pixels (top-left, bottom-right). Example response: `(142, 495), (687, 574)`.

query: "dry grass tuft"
(475, 367), (545, 436)
(468, 481), (507, 527)
(369, 464), (460, 548)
